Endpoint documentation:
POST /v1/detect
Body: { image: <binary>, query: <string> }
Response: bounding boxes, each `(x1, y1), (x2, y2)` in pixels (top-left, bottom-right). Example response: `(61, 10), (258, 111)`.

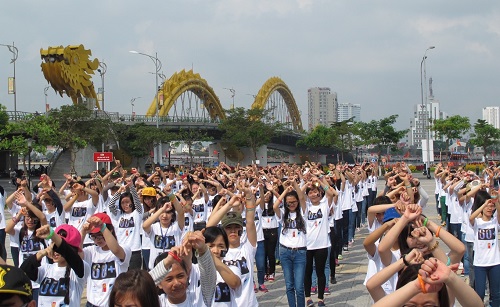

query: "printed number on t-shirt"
(154, 235), (176, 250)
(71, 207), (87, 217)
(119, 217), (135, 228)
(214, 282), (231, 302)
(478, 228), (496, 240)
(39, 277), (67, 297)
(91, 261), (117, 280)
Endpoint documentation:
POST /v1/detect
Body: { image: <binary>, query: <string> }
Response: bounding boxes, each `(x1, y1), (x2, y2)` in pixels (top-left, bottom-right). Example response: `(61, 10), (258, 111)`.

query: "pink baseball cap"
(55, 224), (81, 251)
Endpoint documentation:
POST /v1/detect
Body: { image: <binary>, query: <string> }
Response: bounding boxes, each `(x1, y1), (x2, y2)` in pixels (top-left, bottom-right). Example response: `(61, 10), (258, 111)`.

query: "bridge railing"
(6, 111), (36, 121)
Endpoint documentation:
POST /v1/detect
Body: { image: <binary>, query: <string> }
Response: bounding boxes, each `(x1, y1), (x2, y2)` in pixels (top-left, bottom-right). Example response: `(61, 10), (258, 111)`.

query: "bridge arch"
(251, 77), (303, 132)
(146, 69), (225, 121)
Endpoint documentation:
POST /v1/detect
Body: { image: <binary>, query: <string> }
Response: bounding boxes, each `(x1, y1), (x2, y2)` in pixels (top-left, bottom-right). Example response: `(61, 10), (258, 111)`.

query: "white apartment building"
(307, 87), (337, 131)
(408, 97), (448, 148)
(337, 102), (361, 122)
(483, 107), (500, 129)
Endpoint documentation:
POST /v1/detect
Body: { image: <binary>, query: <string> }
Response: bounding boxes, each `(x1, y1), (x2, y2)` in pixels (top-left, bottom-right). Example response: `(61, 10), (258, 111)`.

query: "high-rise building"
(483, 107), (500, 129)
(307, 87), (337, 131)
(408, 96), (448, 148)
(337, 103), (361, 122)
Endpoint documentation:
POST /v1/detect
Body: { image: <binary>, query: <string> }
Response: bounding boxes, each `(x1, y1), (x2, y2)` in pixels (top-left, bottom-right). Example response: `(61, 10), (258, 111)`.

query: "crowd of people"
(0, 159), (496, 307)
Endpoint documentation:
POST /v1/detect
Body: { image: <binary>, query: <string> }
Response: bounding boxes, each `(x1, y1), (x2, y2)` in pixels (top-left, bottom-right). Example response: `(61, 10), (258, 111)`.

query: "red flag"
(403, 151), (410, 158)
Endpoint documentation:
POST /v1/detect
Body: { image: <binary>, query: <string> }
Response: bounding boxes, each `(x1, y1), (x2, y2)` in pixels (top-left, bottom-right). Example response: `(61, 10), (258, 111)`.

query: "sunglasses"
(89, 233), (104, 240)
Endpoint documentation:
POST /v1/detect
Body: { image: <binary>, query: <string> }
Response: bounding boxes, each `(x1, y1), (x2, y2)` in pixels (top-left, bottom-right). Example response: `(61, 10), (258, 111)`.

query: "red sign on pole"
(93, 152), (113, 162)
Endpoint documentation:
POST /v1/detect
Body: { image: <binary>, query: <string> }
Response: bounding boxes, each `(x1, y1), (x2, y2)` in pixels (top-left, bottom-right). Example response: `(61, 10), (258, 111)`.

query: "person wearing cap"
(81, 213), (131, 307)
(63, 180), (99, 247)
(207, 186), (259, 307)
(138, 186), (157, 269)
(0, 264), (36, 307)
(20, 224), (90, 307)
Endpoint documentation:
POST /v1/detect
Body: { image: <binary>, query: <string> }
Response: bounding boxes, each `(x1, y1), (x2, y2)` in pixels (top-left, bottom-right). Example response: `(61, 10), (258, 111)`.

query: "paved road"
(0, 174), (454, 306)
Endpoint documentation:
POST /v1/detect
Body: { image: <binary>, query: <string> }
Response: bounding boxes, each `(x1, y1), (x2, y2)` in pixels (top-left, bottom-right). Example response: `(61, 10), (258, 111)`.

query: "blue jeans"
(348, 209), (355, 242)
(0, 229), (6, 261)
(312, 247), (331, 288)
(280, 246), (306, 307)
(11, 246), (19, 268)
(448, 223), (462, 241)
(142, 249), (150, 270)
(256, 240), (266, 285)
(474, 264), (500, 307)
(466, 241), (475, 287)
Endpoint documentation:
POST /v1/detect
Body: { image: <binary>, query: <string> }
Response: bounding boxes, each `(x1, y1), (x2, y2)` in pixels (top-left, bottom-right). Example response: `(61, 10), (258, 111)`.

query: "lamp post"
(1, 42), (18, 119)
(130, 50), (162, 164)
(44, 86), (50, 113)
(420, 46), (435, 179)
(222, 145), (228, 164)
(130, 96), (140, 119)
(97, 61), (107, 111)
(27, 138), (33, 189)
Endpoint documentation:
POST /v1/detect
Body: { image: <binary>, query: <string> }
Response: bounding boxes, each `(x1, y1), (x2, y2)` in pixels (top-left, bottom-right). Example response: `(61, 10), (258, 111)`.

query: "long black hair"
(471, 190), (492, 213)
(156, 196), (176, 224)
(396, 263), (449, 307)
(261, 188), (275, 217)
(282, 190), (306, 235)
(19, 203), (46, 251)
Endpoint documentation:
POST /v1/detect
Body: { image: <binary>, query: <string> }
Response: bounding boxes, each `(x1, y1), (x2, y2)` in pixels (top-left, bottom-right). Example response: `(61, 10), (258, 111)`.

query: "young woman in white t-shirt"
(108, 178), (143, 270)
(469, 194), (500, 305)
(273, 180), (307, 307)
(302, 175), (337, 307)
(142, 196), (185, 270)
(20, 224), (90, 307)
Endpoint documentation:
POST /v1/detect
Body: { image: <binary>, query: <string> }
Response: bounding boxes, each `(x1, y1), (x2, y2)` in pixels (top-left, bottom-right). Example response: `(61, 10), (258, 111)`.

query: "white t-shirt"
(211, 264), (241, 307)
(45, 210), (64, 229)
(305, 196), (331, 250)
(18, 228), (46, 290)
(183, 212), (194, 233)
(261, 203), (278, 229)
(112, 210), (143, 252)
(223, 240), (257, 307)
(341, 182), (354, 211)
(8, 203), (21, 248)
(36, 262), (90, 307)
(463, 198), (475, 242)
(159, 262), (205, 307)
(473, 216), (500, 267)
(68, 198), (96, 245)
(278, 209), (306, 248)
(0, 193), (6, 230)
(363, 242), (395, 295)
(192, 197), (207, 224)
(83, 245), (132, 306)
(146, 222), (182, 270)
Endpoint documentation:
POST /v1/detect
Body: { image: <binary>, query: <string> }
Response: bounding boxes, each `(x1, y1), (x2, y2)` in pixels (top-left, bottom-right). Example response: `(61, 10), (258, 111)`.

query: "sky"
(0, 0), (499, 131)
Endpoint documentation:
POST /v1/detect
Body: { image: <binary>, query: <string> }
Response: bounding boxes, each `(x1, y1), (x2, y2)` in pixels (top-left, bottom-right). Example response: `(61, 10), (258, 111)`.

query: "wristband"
(428, 240), (439, 252)
(246, 208), (256, 212)
(12, 217), (18, 224)
(323, 185), (329, 192)
(402, 254), (410, 266)
(446, 256), (451, 266)
(406, 185), (412, 188)
(100, 223), (107, 233)
(435, 226), (442, 238)
(423, 217), (428, 227)
(417, 274), (427, 293)
(46, 227), (55, 240)
(168, 251), (182, 263)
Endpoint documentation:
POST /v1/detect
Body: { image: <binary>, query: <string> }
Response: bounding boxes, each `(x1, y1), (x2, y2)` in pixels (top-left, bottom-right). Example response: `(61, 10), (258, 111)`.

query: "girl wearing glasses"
(81, 213), (132, 307)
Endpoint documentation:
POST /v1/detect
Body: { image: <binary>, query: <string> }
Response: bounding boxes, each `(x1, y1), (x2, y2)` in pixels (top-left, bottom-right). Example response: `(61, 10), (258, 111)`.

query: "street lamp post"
(420, 46), (435, 179)
(130, 97), (140, 119)
(1, 42), (18, 119)
(27, 138), (33, 189)
(130, 50), (162, 164)
(97, 61), (107, 111)
(222, 145), (228, 164)
(44, 86), (50, 113)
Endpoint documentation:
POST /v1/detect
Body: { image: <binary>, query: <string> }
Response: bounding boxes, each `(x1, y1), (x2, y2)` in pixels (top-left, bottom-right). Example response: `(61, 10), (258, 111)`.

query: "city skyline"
(1, 1), (499, 130)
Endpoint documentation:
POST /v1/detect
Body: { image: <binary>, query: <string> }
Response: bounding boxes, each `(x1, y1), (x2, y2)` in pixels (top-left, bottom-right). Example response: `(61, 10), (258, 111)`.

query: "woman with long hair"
(20, 224), (90, 307)
(273, 179), (307, 307)
(108, 177), (144, 270)
(469, 192), (500, 306)
(6, 192), (47, 303)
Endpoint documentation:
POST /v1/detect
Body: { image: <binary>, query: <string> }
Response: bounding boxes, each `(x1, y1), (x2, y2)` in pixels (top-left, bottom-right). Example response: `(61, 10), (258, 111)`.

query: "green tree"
(218, 107), (281, 162)
(469, 119), (500, 162)
(431, 115), (471, 145)
(355, 115), (408, 159)
(114, 123), (173, 167)
(296, 125), (334, 149)
(47, 104), (114, 174)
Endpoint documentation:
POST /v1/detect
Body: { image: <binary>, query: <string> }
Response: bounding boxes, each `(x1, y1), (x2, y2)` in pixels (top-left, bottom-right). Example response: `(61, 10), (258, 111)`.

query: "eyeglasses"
(89, 233), (104, 240)
(26, 216), (39, 223)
